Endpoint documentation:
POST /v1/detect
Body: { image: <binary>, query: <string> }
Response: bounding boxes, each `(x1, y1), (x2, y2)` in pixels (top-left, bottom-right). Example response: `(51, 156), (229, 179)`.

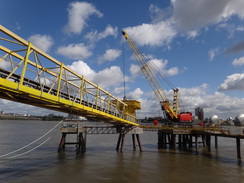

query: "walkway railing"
(0, 25), (138, 126)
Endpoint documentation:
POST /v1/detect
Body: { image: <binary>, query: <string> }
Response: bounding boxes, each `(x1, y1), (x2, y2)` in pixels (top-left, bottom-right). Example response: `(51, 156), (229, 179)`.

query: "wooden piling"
(178, 135), (182, 149)
(202, 135), (206, 146)
(208, 135), (211, 152)
(163, 134), (167, 148)
(236, 138), (241, 161)
(58, 133), (66, 151)
(136, 134), (143, 152)
(116, 133), (122, 151)
(120, 134), (125, 152)
(132, 134), (136, 151)
(195, 135), (199, 149)
(157, 131), (163, 148)
(78, 132), (86, 152)
(189, 135), (193, 148)
(206, 135), (211, 152)
(183, 135), (187, 150)
(171, 134), (176, 149)
(215, 136), (218, 149)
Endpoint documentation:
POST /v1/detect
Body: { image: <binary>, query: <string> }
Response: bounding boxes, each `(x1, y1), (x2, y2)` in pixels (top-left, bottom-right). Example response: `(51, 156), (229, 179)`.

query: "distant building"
(195, 107), (204, 121)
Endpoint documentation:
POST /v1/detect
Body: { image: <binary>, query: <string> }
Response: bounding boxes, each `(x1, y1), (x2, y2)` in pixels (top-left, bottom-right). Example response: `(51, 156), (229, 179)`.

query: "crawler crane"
(122, 30), (192, 122)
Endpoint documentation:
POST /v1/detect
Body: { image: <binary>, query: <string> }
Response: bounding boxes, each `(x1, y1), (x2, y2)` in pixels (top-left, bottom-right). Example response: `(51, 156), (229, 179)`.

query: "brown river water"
(0, 120), (244, 183)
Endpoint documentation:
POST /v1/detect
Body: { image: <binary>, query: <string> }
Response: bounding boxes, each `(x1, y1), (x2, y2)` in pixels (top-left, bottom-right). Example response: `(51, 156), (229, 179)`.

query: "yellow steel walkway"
(0, 25), (140, 126)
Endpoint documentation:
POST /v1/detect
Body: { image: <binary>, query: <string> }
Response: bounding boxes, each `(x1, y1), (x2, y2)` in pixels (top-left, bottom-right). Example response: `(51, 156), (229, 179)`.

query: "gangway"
(0, 25), (141, 126)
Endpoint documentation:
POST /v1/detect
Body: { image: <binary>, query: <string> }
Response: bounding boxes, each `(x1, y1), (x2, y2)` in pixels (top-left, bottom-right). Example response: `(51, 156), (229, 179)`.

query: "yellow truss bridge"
(0, 25), (141, 126)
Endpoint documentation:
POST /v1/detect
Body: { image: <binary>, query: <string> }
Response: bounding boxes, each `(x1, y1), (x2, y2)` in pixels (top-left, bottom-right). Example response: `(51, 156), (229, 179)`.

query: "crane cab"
(178, 112), (193, 122)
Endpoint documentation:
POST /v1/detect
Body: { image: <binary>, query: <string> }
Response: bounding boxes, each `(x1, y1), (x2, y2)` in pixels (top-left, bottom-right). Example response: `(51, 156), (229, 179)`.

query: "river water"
(0, 120), (244, 183)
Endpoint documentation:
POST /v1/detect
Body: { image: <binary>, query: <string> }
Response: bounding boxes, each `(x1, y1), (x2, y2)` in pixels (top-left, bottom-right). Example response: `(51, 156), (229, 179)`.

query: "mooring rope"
(0, 120), (63, 158)
(6, 137), (51, 159)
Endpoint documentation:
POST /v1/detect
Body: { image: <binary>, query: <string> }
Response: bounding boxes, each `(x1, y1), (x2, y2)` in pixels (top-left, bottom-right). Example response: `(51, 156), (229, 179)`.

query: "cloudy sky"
(1, 0), (244, 120)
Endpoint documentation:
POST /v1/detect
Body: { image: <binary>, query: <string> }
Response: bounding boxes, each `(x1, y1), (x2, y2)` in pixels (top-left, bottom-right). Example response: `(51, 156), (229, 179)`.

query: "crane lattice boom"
(122, 30), (178, 121)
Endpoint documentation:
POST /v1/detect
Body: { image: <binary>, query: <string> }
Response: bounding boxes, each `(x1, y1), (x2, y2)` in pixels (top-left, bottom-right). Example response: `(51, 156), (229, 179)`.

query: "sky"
(1, 0), (244, 120)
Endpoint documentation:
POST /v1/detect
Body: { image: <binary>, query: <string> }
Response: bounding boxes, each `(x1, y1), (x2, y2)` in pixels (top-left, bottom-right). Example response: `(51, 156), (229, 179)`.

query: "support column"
(178, 135), (182, 149)
(116, 133), (122, 151)
(132, 134), (136, 151)
(189, 135), (193, 148)
(58, 133), (66, 152)
(183, 135), (187, 150)
(171, 134), (176, 149)
(120, 134), (125, 152)
(236, 138), (241, 162)
(163, 134), (167, 148)
(167, 134), (171, 146)
(202, 135), (206, 146)
(158, 130), (166, 149)
(206, 135), (211, 152)
(195, 135), (199, 149)
(215, 136), (218, 149)
(158, 130), (163, 148)
(136, 134), (143, 152)
(78, 132), (86, 152)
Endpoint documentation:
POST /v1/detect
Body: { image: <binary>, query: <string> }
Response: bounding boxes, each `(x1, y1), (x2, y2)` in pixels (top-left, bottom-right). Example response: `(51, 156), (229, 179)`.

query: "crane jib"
(122, 30), (193, 122)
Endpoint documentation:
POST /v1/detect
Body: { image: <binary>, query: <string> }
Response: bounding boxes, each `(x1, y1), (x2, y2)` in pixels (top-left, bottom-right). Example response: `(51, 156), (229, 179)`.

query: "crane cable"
(123, 31), (187, 112)
(122, 40), (127, 100)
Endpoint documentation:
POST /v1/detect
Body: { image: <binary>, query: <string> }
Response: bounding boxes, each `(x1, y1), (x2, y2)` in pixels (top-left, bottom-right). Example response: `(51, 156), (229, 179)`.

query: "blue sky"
(1, 0), (244, 120)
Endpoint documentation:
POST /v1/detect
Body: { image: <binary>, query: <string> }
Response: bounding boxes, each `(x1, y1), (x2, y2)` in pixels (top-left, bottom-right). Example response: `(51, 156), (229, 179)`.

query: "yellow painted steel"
(19, 42), (32, 88)
(122, 30), (178, 120)
(0, 25), (140, 126)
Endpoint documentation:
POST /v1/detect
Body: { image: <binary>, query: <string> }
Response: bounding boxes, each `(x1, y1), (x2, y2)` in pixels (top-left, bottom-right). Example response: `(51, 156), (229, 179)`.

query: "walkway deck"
(0, 25), (140, 126)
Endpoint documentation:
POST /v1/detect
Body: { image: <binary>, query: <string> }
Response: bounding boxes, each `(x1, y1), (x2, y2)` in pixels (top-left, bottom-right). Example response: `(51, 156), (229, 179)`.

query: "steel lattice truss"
(0, 25), (140, 126)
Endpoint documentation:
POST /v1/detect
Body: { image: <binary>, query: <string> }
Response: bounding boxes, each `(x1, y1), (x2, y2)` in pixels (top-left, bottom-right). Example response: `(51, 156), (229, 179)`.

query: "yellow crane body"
(122, 30), (179, 121)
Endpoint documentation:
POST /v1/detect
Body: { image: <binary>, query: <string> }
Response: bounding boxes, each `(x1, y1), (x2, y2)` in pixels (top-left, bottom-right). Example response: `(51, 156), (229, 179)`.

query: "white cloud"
(218, 73), (244, 91)
(149, 4), (172, 23)
(130, 64), (141, 77)
(124, 1), (244, 48)
(171, 0), (244, 31)
(129, 58), (179, 84)
(149, 58), (179, 76)
(236, 25), (244, 31)
(67, 60), (124, 90)
(27, 34), (54, 52)
(224, 0), (244, 18)
(127, 88), (144, 100)
(208, 47), (219, 61)
(93, 66), (124, 89)
(232, 57), (244, 66)
(63, 2), (103, 35)
(0, 60), (10, 69)
(67, 60), (95, 80)
(136, 83), (244, 119)
(216, 23), (236, 38)
(149, 58), (168, 71)
(112, 86), (129, 95)
(85, 25), (118, 42)
(57, 43), (92, 60)
(185, 30), (198, 39)
(98, 49), (121, 64)
(166, 67), (179, 76)
(0, 99), (64, 116)
(124, 21), (177, 47)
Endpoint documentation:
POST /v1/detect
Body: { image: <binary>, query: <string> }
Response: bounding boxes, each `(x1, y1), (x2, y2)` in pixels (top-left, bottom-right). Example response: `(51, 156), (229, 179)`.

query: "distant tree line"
(42, 114), (64, 121)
